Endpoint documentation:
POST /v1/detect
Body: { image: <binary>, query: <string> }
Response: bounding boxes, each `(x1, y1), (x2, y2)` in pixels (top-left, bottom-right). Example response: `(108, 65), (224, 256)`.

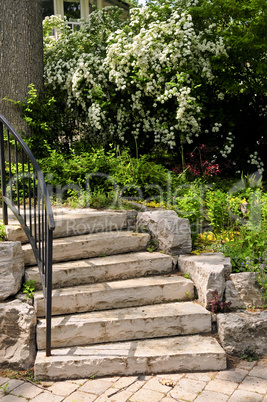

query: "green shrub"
(0, 220), (6, 241)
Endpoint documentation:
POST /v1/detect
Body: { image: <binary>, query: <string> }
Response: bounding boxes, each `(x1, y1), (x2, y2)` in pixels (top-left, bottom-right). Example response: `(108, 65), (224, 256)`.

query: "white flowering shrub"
(43, 8), (126, 145)
(105, 1), (226, 148)
(43, 2), (226, 150)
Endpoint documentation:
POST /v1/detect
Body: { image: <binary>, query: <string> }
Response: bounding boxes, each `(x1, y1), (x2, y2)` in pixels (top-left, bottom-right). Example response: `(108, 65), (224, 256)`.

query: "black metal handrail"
(0, 113), (55, 357)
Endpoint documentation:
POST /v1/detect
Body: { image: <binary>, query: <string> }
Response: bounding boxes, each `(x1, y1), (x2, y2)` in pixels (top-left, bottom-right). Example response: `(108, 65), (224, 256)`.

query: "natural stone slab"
(0, 241), (24, 300)
(225, 272), (265, 308)
(136, 210), (192, 254)
(36, 301), (211, 349)
(217, 311), (267, 356)
(178, 253), (232, 308)
(0, 300), (37, 370)
(25, 252), (174, 290)
(22, 231), (150, 266)
(34, 335), (226, 380)
(6, 210), (128, 243)
(34, 275), (194, 317)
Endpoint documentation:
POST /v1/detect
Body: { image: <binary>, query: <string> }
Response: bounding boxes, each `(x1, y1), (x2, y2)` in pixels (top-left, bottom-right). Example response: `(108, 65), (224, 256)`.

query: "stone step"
(34, 335), (227, 380)
(22, 231), (150, 266)
(25, 252), (174, 290)
(36, 302), (211, 349)
(34, 275), (194, 317)
(5, 209), (129, 243)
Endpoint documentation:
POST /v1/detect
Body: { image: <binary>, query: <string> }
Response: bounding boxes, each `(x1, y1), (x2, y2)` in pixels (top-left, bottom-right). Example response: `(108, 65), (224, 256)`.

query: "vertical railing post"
(0, 122), (8, 225)
(46, 227), (53, 357)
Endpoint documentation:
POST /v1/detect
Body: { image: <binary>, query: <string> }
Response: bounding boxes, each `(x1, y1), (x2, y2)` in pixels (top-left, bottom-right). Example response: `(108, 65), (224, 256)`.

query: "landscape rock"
(5, 225), (28, 243)
(0, 299), (37, 369)
(225, 272), (265, 309)
(136, 210), (192, 254)
(217, 311), (267, 356)
(178, 253), (232, 308)
(0, 241), (24, 300)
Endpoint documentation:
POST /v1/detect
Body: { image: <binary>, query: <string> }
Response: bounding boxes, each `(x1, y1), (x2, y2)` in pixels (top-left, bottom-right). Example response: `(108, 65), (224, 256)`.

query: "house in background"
(42, 0), (130, 29)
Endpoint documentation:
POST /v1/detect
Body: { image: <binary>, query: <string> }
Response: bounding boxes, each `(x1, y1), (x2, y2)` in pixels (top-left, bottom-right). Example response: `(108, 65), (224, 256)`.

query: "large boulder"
(0, 299), (37, 369)
(136, 210), (192, 255)
(217, 311), (267, 356)
(178, 253), (232, 308)
(225, 272), (265, 309)
(0, 241), (24, 300)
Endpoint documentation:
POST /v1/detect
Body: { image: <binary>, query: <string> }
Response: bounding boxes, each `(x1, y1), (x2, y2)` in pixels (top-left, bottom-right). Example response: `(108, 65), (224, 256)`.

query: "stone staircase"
(17, 209), (226, 380)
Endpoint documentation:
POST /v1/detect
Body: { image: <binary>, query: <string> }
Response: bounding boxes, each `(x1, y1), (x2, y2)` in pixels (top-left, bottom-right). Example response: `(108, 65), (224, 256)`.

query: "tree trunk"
(0, 0), (43, 135)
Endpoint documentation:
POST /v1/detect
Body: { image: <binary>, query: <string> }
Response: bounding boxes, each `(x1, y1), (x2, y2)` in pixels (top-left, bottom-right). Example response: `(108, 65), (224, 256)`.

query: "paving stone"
(143, 377), (173, 393)
(156, 373), (184, 382)
(194, 390), (229, 402)
(204, 378), (239, 395)
(0, 377), (9, 386)
(0, 379), (24, 393)
(249, 365), (267, 380)
(79, 379), (114, 395)
(66, 378), (88, 385)
(1, 395), (27, 401)
(238, 375), (267, 394)
(12, 382), (43, 398)
(129, 387), (165, 402)
(113, 376), (139, 389)
(215, 368), (248, 383)
(94, 388), (133, 402)
(256, 358), (267, 367)
(137, 375), (152, 381)
(169, 386), (197, 401)
(161, 398), (176, 402)
(176, 378), (206, 394)
(40, 381), (55, 388)
(236, 360), (257, 370)
(185, 372), (215, 382)
(125, 380), (146, 393)
(64, 390), (97, 402)
(31, 391), (65, 401)
(47, 381), (79, 396)
(228, 389), (264, 401)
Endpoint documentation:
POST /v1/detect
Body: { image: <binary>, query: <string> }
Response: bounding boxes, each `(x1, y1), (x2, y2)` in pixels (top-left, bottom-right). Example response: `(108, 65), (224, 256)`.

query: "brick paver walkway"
(0, 357), (266, 401)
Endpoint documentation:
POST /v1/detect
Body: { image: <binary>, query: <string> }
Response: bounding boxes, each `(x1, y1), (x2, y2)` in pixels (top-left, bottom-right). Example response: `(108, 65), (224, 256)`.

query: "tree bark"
(0, 0), (43, 135)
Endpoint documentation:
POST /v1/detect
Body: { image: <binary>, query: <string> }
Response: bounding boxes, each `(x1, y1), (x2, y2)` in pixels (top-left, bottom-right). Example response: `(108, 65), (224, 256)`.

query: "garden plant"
(1, 0), (266, 302)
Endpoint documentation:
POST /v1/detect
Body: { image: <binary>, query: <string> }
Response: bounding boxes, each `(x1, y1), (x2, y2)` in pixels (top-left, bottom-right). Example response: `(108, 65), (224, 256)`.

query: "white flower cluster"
(248, 151), (265, 174)
(212, 122), (222, 133)
(43, 3), (227, 148)
(220, 132), (234, 158)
